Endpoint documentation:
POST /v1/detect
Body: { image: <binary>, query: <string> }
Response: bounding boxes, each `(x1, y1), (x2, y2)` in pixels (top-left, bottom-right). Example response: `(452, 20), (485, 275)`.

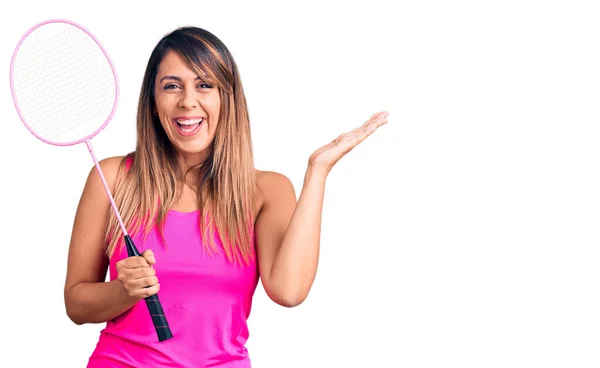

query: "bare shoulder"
(255, 169), (297, 210)
(84, 155), (128, 195)
(256, 169), (295, 194)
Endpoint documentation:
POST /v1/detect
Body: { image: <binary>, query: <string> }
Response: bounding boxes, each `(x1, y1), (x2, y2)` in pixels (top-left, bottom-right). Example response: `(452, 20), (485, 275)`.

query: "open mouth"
(174, 117), (204, 134)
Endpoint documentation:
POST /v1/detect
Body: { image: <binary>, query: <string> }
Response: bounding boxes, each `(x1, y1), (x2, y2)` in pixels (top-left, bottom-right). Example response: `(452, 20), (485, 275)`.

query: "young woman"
(63, 26), (389, 367)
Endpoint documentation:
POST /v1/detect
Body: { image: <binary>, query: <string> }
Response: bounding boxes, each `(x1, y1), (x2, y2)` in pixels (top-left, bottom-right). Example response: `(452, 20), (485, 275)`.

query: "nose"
(178, 87), (198, 109)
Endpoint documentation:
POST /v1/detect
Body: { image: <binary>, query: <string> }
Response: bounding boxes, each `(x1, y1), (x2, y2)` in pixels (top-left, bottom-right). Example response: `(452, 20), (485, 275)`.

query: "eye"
(198, 83), (213, 89)
(164, 84), (179, 90)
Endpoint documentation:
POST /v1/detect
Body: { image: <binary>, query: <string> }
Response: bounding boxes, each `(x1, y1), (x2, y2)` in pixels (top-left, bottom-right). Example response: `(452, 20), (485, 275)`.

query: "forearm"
(65, 279), (137, 325)
(269, 166), (327, 304)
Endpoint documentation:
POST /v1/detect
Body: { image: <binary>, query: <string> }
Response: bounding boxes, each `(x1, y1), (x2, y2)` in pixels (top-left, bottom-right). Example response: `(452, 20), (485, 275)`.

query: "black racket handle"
(124, 235), (173, 342)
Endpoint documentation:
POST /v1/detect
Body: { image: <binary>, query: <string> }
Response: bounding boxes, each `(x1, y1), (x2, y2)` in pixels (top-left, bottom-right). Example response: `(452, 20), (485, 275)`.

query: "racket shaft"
(124, 235), (173, 341)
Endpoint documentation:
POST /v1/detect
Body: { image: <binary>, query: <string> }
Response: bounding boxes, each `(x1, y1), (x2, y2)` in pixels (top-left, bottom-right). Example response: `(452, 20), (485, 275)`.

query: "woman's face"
(154, 50), (221, 162)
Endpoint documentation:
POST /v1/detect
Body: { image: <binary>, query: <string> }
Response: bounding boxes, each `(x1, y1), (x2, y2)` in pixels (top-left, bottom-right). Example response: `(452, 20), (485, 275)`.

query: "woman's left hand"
(308, 111), (389, 175)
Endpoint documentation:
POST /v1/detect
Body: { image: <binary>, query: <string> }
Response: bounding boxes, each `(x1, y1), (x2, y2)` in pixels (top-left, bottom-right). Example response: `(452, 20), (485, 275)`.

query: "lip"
(172, 116), (205, 137)
(172, 115), (205, 123)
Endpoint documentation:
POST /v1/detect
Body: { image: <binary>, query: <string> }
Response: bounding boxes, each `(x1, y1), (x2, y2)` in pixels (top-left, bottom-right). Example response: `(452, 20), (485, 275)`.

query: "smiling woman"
(155, 51), (221, 153)
(62, 26), (388, 368)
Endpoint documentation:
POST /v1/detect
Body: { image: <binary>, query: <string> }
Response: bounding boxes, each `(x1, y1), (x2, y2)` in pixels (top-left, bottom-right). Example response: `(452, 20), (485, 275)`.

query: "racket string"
(12, 22), (116, 144)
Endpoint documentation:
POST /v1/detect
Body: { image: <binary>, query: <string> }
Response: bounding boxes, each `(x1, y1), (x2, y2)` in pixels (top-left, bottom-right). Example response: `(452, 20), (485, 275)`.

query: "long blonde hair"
(104, 27), (255, 265)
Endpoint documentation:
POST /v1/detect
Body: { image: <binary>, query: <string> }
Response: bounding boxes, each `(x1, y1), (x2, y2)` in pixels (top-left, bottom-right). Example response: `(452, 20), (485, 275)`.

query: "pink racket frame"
(10, 18), (119, 147)
(9, 18), (128, 235)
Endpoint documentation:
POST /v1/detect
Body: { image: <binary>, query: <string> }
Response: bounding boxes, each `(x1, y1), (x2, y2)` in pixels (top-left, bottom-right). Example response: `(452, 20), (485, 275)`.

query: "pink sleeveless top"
(87, 158), (259, 367)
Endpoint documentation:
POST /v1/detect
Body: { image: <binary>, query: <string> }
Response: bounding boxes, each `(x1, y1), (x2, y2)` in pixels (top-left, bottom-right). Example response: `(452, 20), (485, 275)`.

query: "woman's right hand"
(116, 249), (160, 300)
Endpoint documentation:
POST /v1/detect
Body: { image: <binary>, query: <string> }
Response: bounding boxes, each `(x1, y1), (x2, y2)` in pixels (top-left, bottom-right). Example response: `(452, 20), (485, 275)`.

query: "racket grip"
(124, 235), (173, 342)
(144, 293), (173, 342)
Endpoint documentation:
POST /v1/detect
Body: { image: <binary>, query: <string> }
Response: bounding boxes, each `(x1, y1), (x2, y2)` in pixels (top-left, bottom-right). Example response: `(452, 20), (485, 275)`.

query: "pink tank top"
(87, 159), (259, 367)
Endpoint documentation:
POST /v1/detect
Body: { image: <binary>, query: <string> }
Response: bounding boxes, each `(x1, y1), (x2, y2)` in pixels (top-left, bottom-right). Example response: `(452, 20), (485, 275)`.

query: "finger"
(369, 117), (388, 131)
(346, 111), (388, 134)
(358, 121), (385, 141)
(333, 111), (389, 144)
(349, 115), (388, 139)
(341, 121), (386, 148)
(131, 266), (156, 279)
(365, 111), (385, 123)
(132, 283), (160, 299)
(130, 275), (159, 289)
(117, 265), (154, 286)
(142, 249), (156, 266)
(361, 115), (388, 134)
(124, 256), (150, 269)
(367, 111), (389, 126)
(116, 256), (149, 270)
(363, 111), (389, 127)
(339, 123), (372, 139)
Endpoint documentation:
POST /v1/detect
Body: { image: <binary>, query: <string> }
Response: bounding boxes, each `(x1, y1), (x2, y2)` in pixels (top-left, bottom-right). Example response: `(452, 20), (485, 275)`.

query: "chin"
(175, 142), (213, 156)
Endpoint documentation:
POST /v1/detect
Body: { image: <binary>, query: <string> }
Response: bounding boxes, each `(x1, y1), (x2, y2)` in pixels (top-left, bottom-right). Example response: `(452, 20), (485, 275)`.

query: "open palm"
(308, 111), (389, 174)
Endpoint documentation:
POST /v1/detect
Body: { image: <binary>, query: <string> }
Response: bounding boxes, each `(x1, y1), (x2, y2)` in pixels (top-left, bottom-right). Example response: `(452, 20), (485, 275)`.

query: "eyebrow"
(159, 75), (203, 83)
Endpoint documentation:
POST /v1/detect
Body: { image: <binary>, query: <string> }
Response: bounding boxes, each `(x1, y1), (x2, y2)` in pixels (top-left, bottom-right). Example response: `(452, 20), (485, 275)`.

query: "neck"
(177, 150), (209, 171)
(177, 150), (210, 188)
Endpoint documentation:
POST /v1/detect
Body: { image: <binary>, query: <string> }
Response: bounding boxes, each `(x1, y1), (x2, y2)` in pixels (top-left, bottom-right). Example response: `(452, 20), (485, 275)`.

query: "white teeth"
(176, 118), (203, 125)
(180, 125), (196, 132)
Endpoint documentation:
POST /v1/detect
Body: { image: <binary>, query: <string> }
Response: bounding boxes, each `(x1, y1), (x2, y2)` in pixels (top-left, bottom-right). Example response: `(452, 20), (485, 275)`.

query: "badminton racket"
(9, 19), (173, 342)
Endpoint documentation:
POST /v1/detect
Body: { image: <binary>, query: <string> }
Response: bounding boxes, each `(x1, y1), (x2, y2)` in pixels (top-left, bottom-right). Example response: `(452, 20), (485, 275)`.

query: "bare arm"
(63, 156), (138, 325)
(255, 112), (388, 308)
(255, 169), (324, 307)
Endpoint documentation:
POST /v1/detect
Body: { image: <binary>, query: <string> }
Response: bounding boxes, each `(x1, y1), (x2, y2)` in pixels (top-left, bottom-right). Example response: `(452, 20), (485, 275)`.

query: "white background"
(1, 0), (600, 367)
